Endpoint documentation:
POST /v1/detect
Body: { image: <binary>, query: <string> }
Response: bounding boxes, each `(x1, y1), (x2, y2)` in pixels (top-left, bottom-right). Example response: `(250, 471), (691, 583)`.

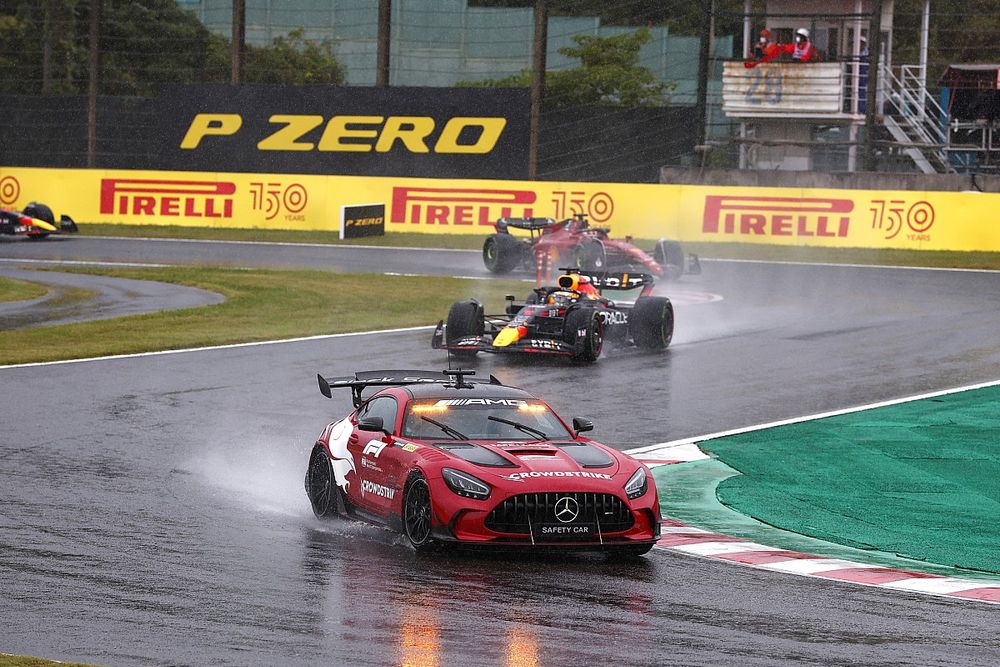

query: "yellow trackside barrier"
(2, 166), (999, 252)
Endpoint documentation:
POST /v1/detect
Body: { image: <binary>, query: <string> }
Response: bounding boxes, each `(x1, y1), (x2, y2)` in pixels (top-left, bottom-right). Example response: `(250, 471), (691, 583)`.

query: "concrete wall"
(659, 167), (1000, 193)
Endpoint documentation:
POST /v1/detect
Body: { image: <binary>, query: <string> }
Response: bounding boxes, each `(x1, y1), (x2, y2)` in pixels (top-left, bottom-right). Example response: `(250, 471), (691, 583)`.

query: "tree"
(0, 0), (345, 96)
(459, 28), (675, 107)
(244, 29), (344, 85)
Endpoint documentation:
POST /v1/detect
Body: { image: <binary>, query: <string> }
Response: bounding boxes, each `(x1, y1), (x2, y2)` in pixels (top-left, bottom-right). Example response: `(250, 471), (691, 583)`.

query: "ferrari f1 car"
(482, 213), (700, 280)
(305, 369), (660, 554)
(0, 202), (77, 239)
(432, 269), (673, 362)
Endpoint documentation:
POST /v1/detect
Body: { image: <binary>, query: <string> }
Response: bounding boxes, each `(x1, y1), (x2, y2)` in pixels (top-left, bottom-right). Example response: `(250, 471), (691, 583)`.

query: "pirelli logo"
(703, 195), (853, 238)
(100, 179), (235, 218)
(390, 186), (536, 226)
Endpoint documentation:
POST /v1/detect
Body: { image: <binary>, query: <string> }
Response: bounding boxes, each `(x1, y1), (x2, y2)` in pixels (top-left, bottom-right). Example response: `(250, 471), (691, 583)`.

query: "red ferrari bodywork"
(529, 215), (664, 277)
(305, 370), (660, 554)
(481, 214), (699, 283)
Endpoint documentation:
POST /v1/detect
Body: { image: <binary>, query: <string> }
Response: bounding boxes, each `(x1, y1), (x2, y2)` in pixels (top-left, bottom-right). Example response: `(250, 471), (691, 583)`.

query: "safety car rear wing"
(318, 369), (502, 407)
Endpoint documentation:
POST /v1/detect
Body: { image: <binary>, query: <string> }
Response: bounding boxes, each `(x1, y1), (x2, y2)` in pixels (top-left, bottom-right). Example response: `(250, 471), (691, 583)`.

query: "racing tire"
(23, 201), (54, 240)
(572, 240), (607, 272)
(564, 308), (604, 362)
(305, 446), (343, 519)
(403, 473), (436, 552)
(446, 300), (484, 360)
(653, 240), (685, 281)
(631, 297), (674, 350)
(483, 233), (525, 274)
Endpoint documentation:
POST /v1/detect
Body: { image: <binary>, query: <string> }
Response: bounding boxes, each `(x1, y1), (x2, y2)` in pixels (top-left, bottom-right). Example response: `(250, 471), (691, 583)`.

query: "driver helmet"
(546, 290), (577, 307)
(795, 28), (810, 42)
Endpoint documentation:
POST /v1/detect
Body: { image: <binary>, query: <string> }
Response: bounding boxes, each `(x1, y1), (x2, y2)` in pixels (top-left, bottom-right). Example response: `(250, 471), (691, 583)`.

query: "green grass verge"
(0, 656), (97, 667)
(0, 266), (527, 366)
(0, 276), (48, 303)
(79, 224), (1000, 270)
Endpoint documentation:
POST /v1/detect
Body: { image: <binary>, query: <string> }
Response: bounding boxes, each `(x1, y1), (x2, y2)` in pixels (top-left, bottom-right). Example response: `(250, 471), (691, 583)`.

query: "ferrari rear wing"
(318, 369), (502, 406)
(496, 217), (557, 232)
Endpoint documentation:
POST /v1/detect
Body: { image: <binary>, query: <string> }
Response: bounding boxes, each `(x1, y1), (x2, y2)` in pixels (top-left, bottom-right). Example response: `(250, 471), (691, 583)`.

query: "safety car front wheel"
(631, 297), (674, 350)
(564, 308), (604, 362)
(403, 473), (436, 551)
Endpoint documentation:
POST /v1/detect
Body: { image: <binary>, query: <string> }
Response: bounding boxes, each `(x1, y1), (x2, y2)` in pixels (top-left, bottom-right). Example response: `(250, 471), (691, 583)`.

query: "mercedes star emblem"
(554, 496), (580, 523)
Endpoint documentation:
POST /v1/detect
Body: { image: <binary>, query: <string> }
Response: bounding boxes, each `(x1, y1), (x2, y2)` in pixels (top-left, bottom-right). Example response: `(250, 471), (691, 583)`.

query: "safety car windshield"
(403, 399), (573, 441)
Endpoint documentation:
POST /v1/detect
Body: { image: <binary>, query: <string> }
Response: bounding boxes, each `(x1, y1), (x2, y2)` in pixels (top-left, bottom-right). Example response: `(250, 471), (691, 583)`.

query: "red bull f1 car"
(482, 213), (700, 280)
(0, 202), (77, 239)
(432, 269), (673, 362)
(304, 369), (660, 554)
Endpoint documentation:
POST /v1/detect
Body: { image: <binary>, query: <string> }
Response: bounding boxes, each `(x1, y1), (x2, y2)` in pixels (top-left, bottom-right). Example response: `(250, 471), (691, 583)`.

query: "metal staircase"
(879, 64), (953, 173)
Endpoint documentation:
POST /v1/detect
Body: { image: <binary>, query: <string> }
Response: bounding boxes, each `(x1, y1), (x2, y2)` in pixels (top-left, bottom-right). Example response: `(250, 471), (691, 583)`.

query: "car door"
(352, 395), (402, 516)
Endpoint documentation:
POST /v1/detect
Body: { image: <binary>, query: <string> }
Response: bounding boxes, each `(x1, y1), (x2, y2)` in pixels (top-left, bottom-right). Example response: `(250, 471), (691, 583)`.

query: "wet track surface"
(3, 237), (1000, 665)
(0, 266), (223, 330)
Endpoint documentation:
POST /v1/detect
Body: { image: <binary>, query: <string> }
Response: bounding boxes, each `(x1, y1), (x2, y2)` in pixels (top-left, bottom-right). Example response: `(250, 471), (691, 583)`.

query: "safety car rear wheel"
(572, 240), (606, 271)
(403, 473), (435, 551)
(631, 297), (674, 350)
(564, 308), (604, 362)
(446, 300), (484, 360)
(483, 233), (525, 273)
(305, 446), (344, 519)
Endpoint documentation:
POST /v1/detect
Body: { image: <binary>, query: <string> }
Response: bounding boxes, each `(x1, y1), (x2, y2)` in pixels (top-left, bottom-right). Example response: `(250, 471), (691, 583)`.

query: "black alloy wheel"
(404, 475), (434, 550)
(306, 447), (337, 518)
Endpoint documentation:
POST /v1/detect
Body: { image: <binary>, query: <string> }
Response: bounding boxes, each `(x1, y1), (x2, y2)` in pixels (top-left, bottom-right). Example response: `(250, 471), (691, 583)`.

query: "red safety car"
(482, 213), (699, 280)
(0, 201), (77, 239)
(304, 369), (661, 555)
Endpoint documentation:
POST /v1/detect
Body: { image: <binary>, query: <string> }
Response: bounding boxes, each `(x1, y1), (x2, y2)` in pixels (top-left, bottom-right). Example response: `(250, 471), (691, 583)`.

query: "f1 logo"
(363, 441), (388, 457)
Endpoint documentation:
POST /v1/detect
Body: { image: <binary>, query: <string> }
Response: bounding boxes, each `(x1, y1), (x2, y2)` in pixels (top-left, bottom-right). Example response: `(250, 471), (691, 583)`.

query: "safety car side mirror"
(572, 417), (594, 434)
(358, 416), (386, 433)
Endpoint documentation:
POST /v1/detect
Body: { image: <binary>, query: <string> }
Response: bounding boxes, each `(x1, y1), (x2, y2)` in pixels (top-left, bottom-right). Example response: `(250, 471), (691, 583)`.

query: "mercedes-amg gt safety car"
(482, 213), (700, 280)
(432, 269), (673, 362)
(304, 369), (660, 554)
(0, 202), (77, 239)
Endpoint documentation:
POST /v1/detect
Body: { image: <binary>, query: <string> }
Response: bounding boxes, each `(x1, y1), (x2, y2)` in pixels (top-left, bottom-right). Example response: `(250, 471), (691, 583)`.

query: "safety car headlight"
(442, 468), (491, 500)
(624, 467), (648, 499)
